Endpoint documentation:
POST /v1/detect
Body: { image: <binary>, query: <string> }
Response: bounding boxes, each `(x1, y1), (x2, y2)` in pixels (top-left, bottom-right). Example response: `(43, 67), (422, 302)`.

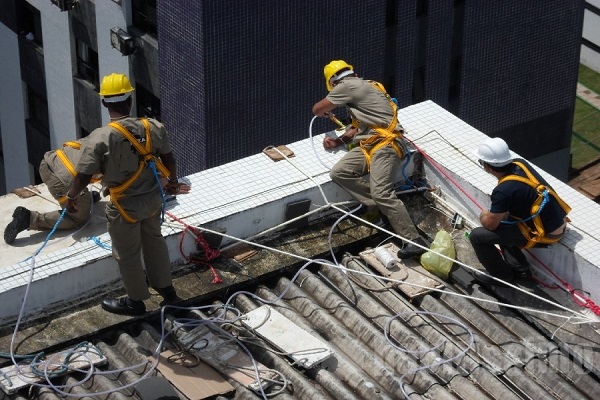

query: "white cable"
(309, 115), (335, 171)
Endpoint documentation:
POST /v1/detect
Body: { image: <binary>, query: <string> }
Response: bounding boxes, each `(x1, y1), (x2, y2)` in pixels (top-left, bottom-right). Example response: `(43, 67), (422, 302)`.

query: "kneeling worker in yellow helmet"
(65, 72), (190, 315)
(4, 138), (102, 244)
(312, 60), (427, 258)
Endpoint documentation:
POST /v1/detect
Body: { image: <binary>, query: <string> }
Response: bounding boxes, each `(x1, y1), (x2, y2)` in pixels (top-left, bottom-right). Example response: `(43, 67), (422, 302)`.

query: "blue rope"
(147, 160), (167, 224)
(90, 236), (111, 250)
(397, 151), (428, 191)
(500, 189), (550, 225)
(21, 208), (69, 263)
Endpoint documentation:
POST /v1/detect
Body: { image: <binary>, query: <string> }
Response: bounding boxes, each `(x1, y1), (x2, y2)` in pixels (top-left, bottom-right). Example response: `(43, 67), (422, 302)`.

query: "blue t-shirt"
(489, 159), (566, 232)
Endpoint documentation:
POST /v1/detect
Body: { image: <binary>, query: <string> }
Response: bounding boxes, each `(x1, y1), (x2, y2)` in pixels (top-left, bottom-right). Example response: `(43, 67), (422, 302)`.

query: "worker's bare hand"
(323, 136), (340, 149)
(66, 197), (78, 213)
(164, 181), (191, 195)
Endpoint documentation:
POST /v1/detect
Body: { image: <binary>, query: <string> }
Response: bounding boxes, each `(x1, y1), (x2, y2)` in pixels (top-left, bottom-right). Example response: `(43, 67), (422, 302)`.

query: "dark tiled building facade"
(158, 0), (583, 180)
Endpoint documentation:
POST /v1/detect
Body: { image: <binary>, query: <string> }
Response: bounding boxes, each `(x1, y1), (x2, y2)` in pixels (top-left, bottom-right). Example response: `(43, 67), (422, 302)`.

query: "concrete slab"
(0, 182), (108, 269)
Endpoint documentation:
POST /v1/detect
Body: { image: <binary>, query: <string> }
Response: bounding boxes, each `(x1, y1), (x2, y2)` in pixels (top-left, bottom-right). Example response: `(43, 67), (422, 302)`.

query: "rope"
(147, 161), (166, 223)
(166, 211), (222, 284)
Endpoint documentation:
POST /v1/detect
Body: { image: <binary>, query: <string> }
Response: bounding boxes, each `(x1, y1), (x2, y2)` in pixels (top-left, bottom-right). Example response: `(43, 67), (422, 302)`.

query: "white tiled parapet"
(1, 100), (598, 323)
(403, 101), (600, 307)
(0, 124), (353, 323)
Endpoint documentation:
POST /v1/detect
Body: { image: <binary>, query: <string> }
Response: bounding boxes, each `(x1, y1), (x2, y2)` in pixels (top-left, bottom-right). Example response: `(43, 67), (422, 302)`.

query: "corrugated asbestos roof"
(1, 197), (599, 400)
(1, 101), (599, 399)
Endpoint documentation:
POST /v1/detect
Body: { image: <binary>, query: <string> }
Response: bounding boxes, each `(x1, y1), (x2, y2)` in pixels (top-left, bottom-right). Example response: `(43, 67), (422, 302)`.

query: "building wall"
(582, 0), (600, 72)
(0, 0), (587, 192)
(158, 0), (390, 176)
(0, 23), (30, 192)
(158, 0), (584, 181)
(456, 0), (584, 181)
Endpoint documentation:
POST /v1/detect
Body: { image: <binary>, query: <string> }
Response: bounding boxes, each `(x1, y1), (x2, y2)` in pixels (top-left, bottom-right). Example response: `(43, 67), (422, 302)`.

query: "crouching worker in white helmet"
(469, 137), (571, 285)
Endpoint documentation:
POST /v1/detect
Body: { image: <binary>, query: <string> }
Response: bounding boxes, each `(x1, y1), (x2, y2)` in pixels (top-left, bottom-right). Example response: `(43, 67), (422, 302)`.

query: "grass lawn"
(579, 64), (600, 93)
(572, 65), (600, 170)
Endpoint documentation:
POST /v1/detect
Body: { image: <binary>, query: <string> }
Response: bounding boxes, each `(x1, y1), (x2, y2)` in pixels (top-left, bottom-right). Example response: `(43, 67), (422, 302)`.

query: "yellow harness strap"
(498, 161), (571, 249)
(54, 141), (101, 204)
(353, 81), (404, 171)
(107, 118), (170, 223)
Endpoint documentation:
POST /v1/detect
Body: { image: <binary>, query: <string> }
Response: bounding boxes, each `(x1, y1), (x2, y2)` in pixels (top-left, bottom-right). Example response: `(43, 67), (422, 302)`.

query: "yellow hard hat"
(99, 73), (134, 102)
(324, 60), (354, 91)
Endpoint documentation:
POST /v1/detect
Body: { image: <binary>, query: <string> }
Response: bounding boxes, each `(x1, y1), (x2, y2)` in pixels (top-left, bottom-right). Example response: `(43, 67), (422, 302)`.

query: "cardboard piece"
(151, 350), (234, 400)
(11, 185), (40, 198)
(135, 377), (180, 399)
(263, 145), (295, 161)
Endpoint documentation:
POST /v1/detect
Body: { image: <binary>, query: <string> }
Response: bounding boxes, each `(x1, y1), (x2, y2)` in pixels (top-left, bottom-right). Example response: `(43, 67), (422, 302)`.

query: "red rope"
(526, 249), (600, 315)
(166, 211), (223, 284)
(405, 137), (483, 212)
(407, 138), (600, 316)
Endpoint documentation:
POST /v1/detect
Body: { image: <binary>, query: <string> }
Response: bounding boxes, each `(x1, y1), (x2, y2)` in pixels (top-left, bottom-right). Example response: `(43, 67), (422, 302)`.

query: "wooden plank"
(360, 243), (445, 299)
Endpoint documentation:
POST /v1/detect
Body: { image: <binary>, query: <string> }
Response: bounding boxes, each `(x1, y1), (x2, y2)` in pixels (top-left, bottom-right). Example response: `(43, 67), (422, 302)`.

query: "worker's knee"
(329, 165), (342, 182)
(468, 227), (487, 244)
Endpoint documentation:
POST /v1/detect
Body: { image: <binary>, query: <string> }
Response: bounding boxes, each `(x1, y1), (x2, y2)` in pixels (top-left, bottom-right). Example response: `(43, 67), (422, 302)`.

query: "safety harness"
(55, 141), (100, 204)
(107, 118), (170, 223)
(350, 80), (405, 171)
(498, 161), (571, 249)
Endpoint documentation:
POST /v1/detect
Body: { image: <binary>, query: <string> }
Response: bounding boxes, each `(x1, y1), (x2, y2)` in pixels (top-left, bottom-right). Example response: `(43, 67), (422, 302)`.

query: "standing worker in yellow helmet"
(4, 139), (102, 244)
(65, 72), (190, 315)
(312, 60), (427, 258)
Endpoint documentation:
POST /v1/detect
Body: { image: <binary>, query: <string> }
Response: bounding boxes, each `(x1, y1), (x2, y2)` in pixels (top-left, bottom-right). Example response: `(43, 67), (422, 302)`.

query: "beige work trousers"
(31, 159), (91, 230)
(106, 203), (172, 301)
(330, 144), (419, 240)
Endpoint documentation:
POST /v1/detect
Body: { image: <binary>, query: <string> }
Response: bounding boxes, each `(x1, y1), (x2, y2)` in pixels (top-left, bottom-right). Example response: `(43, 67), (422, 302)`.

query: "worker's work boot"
(472, 270), (512, 286)
(101, 297), (146, 316)
(397, 237), (429, 259)
(510, 264), (532, 279)
(156, 285), (181, 307)
(4, 207), (31, 244)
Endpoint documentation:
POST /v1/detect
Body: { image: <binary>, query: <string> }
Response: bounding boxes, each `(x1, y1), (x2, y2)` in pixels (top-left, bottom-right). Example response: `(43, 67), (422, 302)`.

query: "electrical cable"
(6, 119), (597, 399)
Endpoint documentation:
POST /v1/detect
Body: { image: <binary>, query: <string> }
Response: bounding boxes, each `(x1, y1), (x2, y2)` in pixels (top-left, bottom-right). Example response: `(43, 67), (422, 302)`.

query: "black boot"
(472, 270), (513, 286)
(4, 207), (31, 244)
(510, 264), (532, 279)
(101, 297), (146, 315)
(397, 237), (428, 259)
(155, 285), (181, 306)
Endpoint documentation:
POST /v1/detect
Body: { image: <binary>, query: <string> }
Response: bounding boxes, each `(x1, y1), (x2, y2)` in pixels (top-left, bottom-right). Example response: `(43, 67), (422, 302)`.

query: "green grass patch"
(579, 64), (600, 94)
(572, 99), (600, 169)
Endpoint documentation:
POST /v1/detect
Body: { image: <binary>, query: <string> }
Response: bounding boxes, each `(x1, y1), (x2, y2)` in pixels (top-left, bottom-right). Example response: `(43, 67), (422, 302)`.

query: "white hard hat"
(474, 137), (515, 167)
